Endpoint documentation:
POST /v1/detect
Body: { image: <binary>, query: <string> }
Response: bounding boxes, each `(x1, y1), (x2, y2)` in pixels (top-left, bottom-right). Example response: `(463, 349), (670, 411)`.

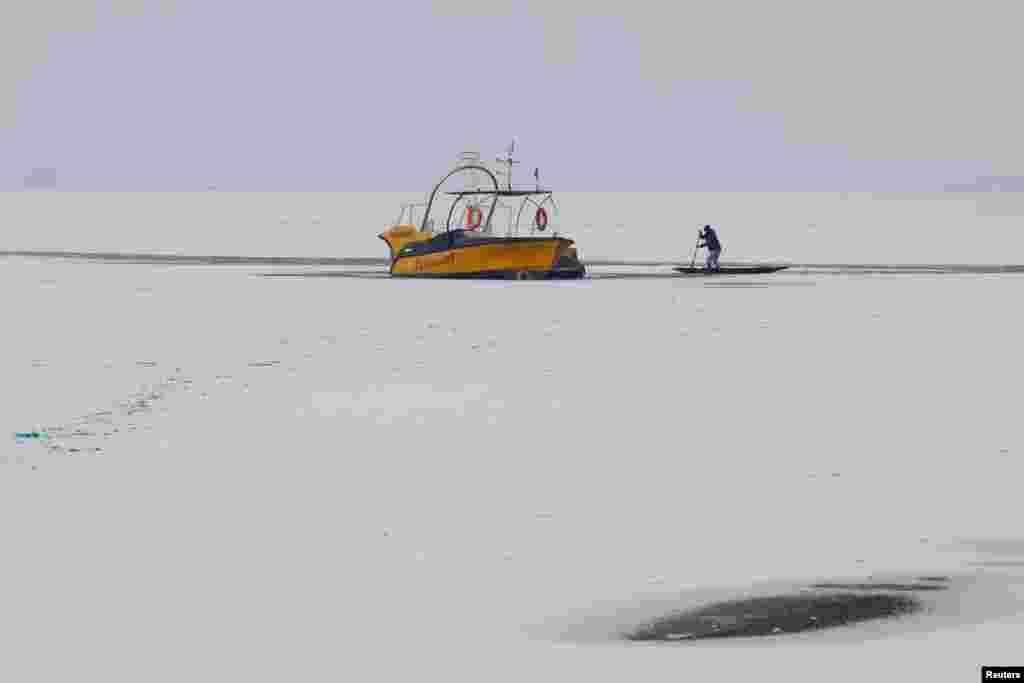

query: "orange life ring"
(535, 206), (548, 230)
(466, 206), (483, 230)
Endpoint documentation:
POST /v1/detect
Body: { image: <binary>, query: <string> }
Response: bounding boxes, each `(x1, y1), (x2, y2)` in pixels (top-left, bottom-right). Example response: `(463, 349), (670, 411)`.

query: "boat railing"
(395, 202), (430, 229)
(398, 162), (562, 237)
(440, 193), (561, 237)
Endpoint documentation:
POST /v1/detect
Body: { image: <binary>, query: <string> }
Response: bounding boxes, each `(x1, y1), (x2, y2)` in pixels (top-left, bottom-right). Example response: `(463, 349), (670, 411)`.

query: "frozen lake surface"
(3, 252), (1024, 681)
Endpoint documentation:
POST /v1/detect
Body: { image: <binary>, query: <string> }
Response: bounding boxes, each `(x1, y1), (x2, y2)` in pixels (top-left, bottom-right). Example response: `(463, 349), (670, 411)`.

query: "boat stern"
(551, 238), (585, 277)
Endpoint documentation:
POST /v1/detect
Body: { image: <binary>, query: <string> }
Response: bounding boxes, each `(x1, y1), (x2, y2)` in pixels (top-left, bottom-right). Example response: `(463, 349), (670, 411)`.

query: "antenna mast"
(496, 137), (519, 191)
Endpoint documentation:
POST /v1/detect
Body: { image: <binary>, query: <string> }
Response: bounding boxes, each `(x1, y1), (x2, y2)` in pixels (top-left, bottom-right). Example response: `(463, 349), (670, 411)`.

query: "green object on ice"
(14, 431), (45, 439)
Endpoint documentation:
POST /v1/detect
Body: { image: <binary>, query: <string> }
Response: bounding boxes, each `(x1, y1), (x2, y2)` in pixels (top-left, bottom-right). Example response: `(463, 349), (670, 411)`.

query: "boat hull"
(391, 267), (585, 280)
(673, 265), (789, 275)
(389, 233), (584, 279)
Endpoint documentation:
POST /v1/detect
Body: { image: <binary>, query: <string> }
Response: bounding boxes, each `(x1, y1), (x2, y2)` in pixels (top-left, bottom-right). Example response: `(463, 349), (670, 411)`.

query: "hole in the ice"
(624, 592), (923, 642)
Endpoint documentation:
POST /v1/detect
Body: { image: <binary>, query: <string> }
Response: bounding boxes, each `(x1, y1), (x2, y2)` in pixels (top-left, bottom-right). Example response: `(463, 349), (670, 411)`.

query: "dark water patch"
(625, 592), (921, 642)
(702, 281), (816, 288)
(535, 569), (1024, 646)
(7, 250), (1024, 276)
(258, 267), (1024, 281)
(810, 582), (948, 592)
(258, 270), (392, 279)
(787, 263), (1024, 275)
(588, 272), (723, 280)
(0, 250), (388, 267)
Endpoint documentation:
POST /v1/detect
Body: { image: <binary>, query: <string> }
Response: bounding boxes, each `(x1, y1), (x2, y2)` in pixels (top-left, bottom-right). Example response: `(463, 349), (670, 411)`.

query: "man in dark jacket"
(698, 225), (722, 271)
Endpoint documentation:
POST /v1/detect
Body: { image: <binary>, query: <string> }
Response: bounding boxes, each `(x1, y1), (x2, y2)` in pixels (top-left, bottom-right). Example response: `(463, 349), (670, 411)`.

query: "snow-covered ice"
(3, 193), (1024, 681)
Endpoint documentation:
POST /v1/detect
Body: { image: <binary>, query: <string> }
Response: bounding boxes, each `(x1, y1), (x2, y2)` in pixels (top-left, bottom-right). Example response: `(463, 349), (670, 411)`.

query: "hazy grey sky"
(2, 0), (1021, 190)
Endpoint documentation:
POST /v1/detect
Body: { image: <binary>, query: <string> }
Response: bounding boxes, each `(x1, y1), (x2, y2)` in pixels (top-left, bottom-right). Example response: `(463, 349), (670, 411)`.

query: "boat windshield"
(399, 229), (501, 257)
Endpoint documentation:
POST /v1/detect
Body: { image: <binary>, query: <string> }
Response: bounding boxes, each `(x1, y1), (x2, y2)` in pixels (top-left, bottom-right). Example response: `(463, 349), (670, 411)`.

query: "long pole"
(689, 230), (701, 269)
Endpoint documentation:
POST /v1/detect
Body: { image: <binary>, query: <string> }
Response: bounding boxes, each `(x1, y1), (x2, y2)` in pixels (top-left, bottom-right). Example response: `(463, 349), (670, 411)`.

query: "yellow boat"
(378, 145), (585, 280)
